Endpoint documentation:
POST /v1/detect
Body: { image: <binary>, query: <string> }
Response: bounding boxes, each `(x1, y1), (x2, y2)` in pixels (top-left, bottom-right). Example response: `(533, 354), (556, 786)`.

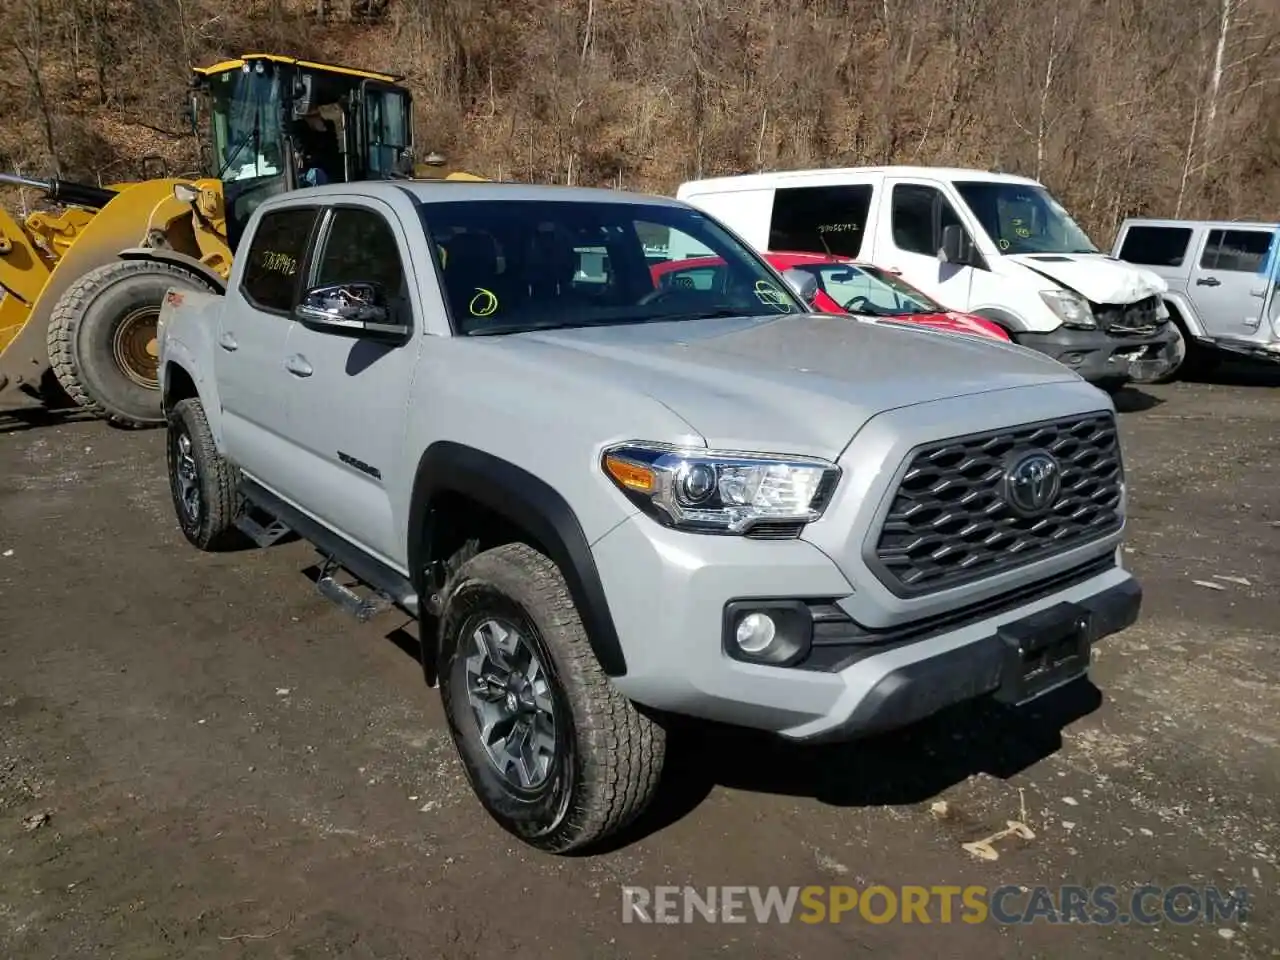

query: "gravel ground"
(1, 364), (1277, 959)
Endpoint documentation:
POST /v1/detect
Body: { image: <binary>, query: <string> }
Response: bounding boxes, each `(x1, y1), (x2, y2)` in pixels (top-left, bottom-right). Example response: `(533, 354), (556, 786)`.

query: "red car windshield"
(795, 262), (945, 317)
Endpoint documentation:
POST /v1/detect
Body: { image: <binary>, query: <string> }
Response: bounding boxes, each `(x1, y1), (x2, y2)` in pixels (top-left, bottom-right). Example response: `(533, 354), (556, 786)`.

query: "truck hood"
(503, 313), (1083, 459)
(1005, 252), (1168, 304)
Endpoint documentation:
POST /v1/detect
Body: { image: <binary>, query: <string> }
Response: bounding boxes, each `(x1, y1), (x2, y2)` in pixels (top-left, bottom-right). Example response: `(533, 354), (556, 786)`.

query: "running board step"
(236, 476), (419, 620)
(234, 506), (293, 548)
(316, 559), (395, 623)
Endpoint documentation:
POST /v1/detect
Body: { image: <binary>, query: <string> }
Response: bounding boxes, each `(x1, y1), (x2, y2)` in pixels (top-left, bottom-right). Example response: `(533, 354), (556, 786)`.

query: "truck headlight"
(1155, 299), (1170, 320)
(602, 441), (840, 536)
(1040, 289), (1096, 329)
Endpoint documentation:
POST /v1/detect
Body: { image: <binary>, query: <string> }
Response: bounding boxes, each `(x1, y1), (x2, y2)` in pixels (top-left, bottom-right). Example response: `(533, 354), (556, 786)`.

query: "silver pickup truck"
(1113, 217), (1280, 381)
(156, 180), (1142, 853)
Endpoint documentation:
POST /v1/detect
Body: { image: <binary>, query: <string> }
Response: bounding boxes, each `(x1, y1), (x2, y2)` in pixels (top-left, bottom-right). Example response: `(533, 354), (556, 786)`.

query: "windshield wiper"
(465, 309), (782, 336)
(647, 308), (784, 323)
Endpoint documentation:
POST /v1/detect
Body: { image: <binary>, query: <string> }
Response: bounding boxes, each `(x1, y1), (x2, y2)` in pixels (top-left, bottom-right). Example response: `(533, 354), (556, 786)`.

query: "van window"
(769, 185), (871, 258)
(1199, 229), (1274, 273)
(1117, 226), (1193, 267)
(890, 184), (965, 256)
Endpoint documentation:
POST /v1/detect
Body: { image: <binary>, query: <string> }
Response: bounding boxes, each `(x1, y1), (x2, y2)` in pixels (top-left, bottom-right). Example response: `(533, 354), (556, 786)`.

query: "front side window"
(240, 206), (317, 313)
(890, 184), (967, 257)
(800, 262), (944, 316)
(313, 207), (409, 324)
(1118, 226), (1193, 267)
(953, 180), (1098, 255)
(418, 200), (805, 336)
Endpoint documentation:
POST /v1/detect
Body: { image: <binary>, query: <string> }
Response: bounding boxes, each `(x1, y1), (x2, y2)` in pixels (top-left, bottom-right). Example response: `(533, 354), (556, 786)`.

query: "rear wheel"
(165, 397), (244, 552)
(437, 542), (665, 853)
(47, 259), (213, 428)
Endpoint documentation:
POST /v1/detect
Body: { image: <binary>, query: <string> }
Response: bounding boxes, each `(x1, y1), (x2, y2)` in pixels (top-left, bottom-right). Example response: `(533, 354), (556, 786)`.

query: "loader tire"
(47, 259), (213, 429)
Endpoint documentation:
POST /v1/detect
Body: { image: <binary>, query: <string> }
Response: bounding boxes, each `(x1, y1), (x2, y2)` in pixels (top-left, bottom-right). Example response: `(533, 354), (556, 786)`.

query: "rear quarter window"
(1117, 226), (1192, 267)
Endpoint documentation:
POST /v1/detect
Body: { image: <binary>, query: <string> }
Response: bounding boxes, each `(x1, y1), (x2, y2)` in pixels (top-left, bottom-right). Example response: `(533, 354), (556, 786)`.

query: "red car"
(649, 250), (1010, 342)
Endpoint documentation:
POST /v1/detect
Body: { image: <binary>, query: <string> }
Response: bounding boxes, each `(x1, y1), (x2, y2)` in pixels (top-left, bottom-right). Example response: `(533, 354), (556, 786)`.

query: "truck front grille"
(1096, 295), (1162, 336)
(871, 412), (1123, 595)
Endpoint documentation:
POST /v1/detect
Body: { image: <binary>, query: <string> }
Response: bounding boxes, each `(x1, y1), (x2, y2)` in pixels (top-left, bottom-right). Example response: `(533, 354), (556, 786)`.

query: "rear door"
(1188, 226), (1278, 340)
(214, 204), (319, 482)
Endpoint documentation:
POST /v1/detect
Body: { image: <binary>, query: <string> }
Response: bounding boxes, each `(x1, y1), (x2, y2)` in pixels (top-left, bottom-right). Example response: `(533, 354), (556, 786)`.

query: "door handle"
(285, 354), (313, 378)
(218, 332), (238, 352)
(884, 266), (903, 275)
(1196, 276), (1220, 287)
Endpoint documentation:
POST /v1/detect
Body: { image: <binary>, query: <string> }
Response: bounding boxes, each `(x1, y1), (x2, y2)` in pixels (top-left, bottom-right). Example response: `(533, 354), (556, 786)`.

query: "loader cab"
(189, 54), (415, 250)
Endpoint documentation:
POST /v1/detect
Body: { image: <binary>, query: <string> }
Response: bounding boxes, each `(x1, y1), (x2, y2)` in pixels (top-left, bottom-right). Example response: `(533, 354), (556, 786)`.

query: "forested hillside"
(2, 0), (1277, 244)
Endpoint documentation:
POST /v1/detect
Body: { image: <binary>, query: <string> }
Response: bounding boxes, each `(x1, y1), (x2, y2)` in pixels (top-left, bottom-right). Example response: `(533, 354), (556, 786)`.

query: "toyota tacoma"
(156, 180), (1142, 854)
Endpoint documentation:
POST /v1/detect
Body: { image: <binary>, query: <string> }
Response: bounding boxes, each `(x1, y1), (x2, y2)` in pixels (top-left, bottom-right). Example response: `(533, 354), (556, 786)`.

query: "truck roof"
(274, 179), (687, 209)
(1118, 216), (1279, 231)
(677, 166), (1044, 193)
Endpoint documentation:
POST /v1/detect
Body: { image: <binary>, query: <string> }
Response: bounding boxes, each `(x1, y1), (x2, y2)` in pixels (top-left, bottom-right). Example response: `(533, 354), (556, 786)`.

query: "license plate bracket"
(993, 602), (1092, 706)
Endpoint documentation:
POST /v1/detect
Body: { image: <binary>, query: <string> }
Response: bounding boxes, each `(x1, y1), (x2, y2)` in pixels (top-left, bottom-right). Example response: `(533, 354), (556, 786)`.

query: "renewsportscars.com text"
(621, 884), (1250, 926)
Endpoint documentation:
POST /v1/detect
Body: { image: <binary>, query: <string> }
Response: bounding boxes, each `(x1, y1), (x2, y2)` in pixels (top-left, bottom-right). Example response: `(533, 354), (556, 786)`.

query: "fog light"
(723, 600), (814, 667)
(735, 612), (776, 653)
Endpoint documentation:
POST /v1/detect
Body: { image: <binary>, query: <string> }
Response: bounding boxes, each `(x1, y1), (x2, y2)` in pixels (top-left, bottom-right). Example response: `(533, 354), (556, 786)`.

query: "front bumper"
(1014, 323), (1179, 385)
(593, 512), (1141, 743)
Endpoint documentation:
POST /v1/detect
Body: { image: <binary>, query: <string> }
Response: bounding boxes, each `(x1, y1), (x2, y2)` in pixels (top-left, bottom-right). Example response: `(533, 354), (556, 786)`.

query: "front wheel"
(437, 542), (665, 853)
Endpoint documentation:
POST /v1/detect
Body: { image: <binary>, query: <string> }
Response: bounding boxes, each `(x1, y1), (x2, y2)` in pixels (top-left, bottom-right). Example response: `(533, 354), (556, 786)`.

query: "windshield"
(206, 66), (286, 183)
(796, 262), (944, 316)
(953, 181), (1098, 255)
(417, 199), (807, 335)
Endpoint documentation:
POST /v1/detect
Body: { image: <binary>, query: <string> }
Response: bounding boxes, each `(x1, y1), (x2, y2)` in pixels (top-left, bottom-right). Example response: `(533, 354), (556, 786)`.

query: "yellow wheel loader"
(0, 53), (485, 427)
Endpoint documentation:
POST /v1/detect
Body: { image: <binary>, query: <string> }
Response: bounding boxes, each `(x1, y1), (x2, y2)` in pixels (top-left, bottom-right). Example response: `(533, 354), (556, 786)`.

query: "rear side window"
(769, 185), (871, 258)
(241, 207), (318, 313)
(1118, 226), (1192, 267)
(1199, 229), (1274, 273)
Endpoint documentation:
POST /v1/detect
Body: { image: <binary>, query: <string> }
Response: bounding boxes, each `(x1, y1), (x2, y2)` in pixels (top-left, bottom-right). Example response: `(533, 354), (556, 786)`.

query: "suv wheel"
(165, 397), (243, 551)
(438, 542), (665, 853)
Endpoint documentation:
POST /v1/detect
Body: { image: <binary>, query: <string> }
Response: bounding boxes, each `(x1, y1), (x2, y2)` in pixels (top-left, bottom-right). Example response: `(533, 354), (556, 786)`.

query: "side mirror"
(294, 282), (407, 339)
(939, 224), (973, 265)
(780, 267), (819, 306)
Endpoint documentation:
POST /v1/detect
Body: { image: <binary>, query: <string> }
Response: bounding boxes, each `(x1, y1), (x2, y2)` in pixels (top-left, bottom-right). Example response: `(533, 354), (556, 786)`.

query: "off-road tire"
(166, 397), (244, 552)
(47, 259), (213, 429)
(437, 542), (664, 853)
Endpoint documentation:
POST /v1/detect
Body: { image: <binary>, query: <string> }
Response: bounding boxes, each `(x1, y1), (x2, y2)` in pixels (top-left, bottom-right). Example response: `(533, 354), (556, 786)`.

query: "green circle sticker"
(469, 287), (498, 317)
(754, 280), (793, 313)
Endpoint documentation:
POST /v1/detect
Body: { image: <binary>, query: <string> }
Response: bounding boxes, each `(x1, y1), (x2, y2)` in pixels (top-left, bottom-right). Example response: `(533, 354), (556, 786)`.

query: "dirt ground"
(1, 363), (1278, 959)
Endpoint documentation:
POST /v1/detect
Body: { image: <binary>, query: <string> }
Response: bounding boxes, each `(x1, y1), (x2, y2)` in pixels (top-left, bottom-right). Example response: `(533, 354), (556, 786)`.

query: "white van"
(676, 166), (1182, 390)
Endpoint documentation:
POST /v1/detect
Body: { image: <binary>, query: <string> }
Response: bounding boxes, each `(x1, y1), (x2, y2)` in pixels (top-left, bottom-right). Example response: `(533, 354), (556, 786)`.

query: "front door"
(279, 198), (422, 569)
(874, 179), (976, 314)
(214, 204), (319, 483)
(1188, 226), (1278, 341)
